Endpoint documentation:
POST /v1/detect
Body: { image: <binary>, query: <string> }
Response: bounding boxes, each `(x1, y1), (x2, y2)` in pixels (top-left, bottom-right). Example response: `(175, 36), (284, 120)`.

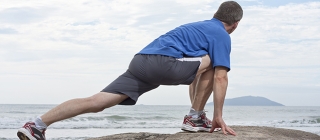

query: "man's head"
(214, 1), (243, 34)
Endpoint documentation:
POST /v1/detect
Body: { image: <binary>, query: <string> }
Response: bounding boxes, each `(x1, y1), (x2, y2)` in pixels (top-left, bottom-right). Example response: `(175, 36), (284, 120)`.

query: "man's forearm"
(213, 73), (228, 117)
(210, 67), (235, 135)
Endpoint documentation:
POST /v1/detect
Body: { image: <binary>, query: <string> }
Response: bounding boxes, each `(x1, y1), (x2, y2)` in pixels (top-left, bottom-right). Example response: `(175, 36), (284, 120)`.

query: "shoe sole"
(17, 132), (30, 140)
(17, 128), (36, 140)
(181, 124), (210, 132)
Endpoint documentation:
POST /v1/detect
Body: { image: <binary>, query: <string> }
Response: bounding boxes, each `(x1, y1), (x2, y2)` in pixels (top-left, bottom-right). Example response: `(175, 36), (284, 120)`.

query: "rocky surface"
(88, 126), (320, 140)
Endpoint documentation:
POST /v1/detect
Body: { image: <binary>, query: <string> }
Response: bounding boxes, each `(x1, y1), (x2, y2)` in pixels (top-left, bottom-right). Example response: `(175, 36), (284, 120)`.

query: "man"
(17, 1), (243, 140)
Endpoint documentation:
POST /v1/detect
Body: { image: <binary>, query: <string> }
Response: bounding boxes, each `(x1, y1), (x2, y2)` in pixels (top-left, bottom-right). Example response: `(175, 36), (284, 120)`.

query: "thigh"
(164, 58), (201, 85)
(129, 54), (201, 85)
(101, 70), (159, 105)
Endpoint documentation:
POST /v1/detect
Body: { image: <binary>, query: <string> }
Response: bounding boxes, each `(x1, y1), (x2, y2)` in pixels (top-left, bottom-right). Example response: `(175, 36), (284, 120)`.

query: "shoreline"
(87, 126), (320, 140)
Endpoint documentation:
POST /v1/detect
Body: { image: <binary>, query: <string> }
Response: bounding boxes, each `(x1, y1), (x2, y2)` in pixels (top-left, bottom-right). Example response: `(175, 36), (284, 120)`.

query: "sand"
(88, 126), (320, 140)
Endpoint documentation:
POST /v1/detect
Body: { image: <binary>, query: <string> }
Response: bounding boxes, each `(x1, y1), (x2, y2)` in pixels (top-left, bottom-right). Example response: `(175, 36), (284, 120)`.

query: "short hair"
(213, 1), (243, 25)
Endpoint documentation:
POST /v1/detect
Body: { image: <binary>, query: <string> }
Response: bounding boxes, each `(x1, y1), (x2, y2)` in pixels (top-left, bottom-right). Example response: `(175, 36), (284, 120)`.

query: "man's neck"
(222, 22), (231, 34)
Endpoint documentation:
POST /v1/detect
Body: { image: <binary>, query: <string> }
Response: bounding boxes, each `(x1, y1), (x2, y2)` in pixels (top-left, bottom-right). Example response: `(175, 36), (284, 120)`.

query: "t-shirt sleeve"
(208, 34), (231, 71)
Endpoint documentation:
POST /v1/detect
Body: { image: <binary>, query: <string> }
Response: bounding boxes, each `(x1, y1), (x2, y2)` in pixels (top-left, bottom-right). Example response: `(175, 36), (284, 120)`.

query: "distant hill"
(206, 96), (284, 106)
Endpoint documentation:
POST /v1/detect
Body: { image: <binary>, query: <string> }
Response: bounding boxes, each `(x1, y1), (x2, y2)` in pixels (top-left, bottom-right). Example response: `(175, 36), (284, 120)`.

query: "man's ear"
(233, 21), (239, 28)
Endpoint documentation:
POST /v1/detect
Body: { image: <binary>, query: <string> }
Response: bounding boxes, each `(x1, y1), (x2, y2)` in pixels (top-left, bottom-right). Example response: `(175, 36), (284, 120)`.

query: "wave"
(276, 117), (320, 127)
(289, 118), (320, 124)
(4, 111), (27, 114)
(231, 117), (320, 128)
(59, 115), (178, 122)
(0, 115), (181, 129)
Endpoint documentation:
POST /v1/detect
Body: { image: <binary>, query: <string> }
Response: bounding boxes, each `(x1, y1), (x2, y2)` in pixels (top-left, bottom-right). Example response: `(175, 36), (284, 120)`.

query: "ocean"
(0, 104), (319, 140)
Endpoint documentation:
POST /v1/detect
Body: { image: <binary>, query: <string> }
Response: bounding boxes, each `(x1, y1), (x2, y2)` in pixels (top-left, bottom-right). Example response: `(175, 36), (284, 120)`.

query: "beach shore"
(88, 126), (320, 140)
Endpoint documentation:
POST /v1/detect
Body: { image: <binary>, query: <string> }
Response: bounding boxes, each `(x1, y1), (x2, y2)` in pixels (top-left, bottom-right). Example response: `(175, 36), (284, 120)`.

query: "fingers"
(209, 117), (217, 133)
(210, 117), (236, 136)
(210, 123), (236, 136)
(209, 127), (214, 133)
(221, 126), (237, 136)
(209, 122), (217, 133)
(221, 125), (227, 135)
(226, 127), (237, 136)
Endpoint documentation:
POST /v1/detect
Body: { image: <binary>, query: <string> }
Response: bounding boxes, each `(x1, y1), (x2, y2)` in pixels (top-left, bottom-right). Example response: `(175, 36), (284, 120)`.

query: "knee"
(197, 55), (212, 75)
(201, 55), (211, 68)
(85, 92), (127, 113)
(86, 94), (107, 113)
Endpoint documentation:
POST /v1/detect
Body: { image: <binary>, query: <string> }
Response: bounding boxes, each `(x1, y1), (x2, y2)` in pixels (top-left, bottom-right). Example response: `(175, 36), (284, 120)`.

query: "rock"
(87, 126), (320, 140)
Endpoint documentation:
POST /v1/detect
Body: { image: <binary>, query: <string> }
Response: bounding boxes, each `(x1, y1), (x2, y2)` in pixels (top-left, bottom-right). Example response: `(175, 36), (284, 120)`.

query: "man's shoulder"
(188, 19), (226, 33)
(183, 19), (216, 27)
(187, 19), (229, 39)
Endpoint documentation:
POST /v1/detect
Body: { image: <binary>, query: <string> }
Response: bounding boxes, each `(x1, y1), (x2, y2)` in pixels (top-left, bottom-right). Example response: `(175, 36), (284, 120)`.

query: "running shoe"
(181, 115), (211, 132)
(17, 122), (46, 140)
(199, 112), (212, 128)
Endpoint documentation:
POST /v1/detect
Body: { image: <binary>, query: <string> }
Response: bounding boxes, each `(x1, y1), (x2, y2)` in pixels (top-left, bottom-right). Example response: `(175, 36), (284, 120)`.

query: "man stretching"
(17, 1), (243, 140)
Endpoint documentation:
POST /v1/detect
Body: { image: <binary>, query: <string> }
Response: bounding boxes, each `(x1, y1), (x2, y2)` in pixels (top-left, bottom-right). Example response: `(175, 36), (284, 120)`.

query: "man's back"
(138, 18), (231, 70)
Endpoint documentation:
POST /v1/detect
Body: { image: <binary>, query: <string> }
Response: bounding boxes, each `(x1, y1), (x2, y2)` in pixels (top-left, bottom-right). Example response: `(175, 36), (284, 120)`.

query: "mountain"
(206, 96), (284, 106)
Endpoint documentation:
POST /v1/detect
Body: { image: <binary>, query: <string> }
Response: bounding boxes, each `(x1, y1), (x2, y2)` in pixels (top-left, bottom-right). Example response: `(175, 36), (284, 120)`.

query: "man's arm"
(210, 66), (236, 135)
(213, 66), (228, 118)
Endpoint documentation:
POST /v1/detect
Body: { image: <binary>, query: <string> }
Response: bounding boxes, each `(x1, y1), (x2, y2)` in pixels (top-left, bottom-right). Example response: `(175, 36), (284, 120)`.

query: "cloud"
(71, 20), (100, 26)
(232, 2), (320, 66)
(225, 1), (320, 106)
(0, 28), (18, 34)
(0, 7), (53, 24)
(0, 0), (319, 106)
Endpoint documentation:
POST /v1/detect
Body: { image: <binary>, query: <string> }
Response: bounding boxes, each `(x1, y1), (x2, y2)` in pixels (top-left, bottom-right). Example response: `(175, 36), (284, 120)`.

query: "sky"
(0, 0), (319, 106)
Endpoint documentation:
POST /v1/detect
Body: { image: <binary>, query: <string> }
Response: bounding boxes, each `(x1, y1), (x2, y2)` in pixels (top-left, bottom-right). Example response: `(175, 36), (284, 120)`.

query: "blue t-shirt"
(138, 18), (231, 71)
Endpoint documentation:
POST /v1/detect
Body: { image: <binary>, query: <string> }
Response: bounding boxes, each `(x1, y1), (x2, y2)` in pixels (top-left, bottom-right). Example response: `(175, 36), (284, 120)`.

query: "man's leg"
(42, 92), (128, 126)
(17, 92), (128, 140)
(190, 69), (213, 112)
(189, 54), (213, 111)
(188, 75), (199, 105)
(188, 55), (222, 132)
(182, 55), (215, 132)
(186, 69), (214, 130)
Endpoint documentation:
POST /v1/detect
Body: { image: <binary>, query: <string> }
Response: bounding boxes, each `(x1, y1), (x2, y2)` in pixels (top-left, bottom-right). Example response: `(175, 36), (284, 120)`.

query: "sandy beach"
(88, 126), (320, 140)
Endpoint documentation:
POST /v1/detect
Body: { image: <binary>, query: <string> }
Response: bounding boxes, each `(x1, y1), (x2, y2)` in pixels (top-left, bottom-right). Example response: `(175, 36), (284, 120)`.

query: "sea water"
(0, 104), (319, 140)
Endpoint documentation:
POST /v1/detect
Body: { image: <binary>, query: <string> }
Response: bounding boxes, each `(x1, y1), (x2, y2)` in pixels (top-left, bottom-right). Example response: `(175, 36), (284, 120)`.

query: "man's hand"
(209, 117), (236, 136)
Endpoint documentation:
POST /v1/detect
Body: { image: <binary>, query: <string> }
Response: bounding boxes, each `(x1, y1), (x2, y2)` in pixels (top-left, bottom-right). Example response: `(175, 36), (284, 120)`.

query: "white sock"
(188, 108), (204, 118)
(34, 116), (47, 130)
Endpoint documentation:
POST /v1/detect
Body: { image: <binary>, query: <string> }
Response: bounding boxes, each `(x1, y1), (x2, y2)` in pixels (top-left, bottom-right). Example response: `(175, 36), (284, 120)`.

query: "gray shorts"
(101, 54), (201, 105)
